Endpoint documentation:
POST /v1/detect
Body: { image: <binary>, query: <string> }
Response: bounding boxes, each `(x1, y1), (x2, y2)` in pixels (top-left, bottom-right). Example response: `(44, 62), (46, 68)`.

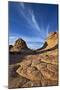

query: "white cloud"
(20, 2), (25, 9)
(9, 35), (44, 49)
(18, 3), (41, 33)
(9, 34), (44, 44)
(32, 12), (40, 32)
(18, 3), (46, 40)
(46, 24), (50, 37)
(9, 36), (16, 40)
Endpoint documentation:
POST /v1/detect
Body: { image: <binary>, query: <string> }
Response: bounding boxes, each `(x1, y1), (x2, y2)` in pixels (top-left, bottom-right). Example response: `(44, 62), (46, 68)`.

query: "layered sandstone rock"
(10, 38), (27, 52)
(9, 32), (58, 88)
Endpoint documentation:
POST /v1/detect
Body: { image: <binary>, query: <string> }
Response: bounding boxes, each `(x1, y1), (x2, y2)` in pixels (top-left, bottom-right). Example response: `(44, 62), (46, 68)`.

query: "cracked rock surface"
(9, 32), (58, 89)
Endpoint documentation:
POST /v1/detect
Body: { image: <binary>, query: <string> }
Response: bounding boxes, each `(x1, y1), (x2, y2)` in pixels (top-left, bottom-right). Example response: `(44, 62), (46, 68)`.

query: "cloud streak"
(19, 3), (41, 33)
(19, 3), (50, 40)
(32, 11), (40, 32)
(9, 34), (44, 49)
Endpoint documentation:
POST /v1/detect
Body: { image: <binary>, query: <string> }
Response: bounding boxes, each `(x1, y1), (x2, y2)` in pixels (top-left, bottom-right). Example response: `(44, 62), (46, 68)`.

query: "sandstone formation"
(46, 32), (58, 49)
(9, 32), (58, 89)
(10, 38), (28, 52)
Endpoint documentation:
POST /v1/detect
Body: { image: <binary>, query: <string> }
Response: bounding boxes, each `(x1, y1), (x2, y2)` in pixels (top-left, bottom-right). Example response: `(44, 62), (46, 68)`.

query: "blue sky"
(9, 2), (58, 49)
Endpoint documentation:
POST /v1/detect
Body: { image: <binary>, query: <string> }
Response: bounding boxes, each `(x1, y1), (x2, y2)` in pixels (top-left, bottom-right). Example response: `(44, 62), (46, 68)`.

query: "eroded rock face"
(16, 58), (58, 82)
(10, 38), (28, 52)
(37, 32), (58, 51)
(22, 81), (42, 87)
(9, 32), (58, 88)
(14, 39), (27, 49)
(46, 32), (58, 49)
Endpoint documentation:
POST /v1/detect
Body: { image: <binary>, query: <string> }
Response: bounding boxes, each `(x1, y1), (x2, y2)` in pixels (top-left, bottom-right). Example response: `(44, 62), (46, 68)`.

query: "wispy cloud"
(20, 2), (25, 9)
(46, 24), (49, 37)
(31, 11), (40, 32)
(17, 2), (47, 40)
(9, 34), (44, 42)
(9, 34), (44, 49)
(19, 3), (41, 32)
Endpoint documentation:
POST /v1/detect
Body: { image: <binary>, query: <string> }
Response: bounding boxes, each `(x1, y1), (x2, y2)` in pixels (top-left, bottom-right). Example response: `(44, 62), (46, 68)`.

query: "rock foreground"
(9, 32), (58, 89)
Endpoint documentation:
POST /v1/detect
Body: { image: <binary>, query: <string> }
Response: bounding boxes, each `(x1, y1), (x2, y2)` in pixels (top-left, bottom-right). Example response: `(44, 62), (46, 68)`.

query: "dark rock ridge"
(9, 45), (13, 50)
